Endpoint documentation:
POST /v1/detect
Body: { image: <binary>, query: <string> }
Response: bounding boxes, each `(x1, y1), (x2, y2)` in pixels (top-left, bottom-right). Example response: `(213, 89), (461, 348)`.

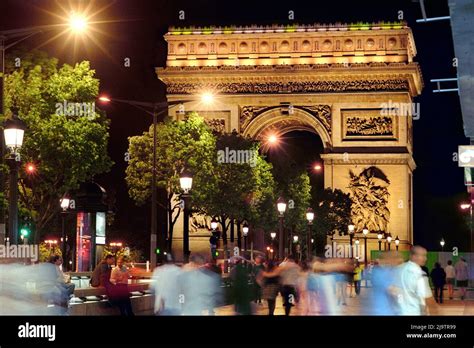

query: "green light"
(20, 228), (29, 237)
(155, 248), (161, 254)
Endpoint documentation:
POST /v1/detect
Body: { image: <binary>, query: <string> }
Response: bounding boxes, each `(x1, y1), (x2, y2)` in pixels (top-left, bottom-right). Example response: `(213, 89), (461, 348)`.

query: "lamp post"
(306, 208), (314, 260)
(293, 235), (299, 259)
(440, 238), (445, 251)
(395, 236), (400, 251)
(386, 234), (392, 251)
(355, 238), (360, 259)
(377, 232), (383, 251)
(59, 194), (70, 265)
(276, 197), (287, 260)
(348, 224), (355, 257)
(362, 227), (369, 266)
(242, 222), (249, 252)
(3, 111), (26, 245)
(0, 15), (90, 245)
(270, 231), (276, 258)
(180, 168), (193, 263)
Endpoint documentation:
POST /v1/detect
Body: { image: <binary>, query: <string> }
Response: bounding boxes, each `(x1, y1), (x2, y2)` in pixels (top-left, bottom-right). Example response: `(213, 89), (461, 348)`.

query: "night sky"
(0, 0), (469, 252)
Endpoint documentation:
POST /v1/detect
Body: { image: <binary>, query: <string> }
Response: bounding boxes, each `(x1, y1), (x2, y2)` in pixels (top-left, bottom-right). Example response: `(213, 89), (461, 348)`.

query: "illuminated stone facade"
(157, 23), (423, 259)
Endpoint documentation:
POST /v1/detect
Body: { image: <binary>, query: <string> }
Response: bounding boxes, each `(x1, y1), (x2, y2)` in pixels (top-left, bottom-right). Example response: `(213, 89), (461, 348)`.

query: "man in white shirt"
(398, 246), (438, 315)
(151, 255), (182, 315)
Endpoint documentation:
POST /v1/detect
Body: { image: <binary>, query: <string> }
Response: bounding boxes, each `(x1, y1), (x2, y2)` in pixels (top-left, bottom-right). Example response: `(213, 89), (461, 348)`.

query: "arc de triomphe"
(156, 22), (423, 259)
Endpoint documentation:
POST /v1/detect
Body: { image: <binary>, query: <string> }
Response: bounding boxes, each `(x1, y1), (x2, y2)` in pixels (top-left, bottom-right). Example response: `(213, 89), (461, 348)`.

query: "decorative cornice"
(167, 22), (408, 35)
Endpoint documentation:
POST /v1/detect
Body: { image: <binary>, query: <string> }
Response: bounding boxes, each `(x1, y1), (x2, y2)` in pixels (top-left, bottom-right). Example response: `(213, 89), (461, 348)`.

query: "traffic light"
(155, 248), (161, 255)
(20, 226), (30, 238)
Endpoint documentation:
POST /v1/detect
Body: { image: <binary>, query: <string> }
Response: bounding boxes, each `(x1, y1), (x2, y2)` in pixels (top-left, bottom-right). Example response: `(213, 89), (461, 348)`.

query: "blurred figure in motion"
(49, 255), (75, 306)
(109, 256), (134, 316)
(369, 252), (402, 315)
(297, 261), (311, 315)
(277, 255), (300, 316)
(151, 254), (182, 315)
(445, 260), (456, 300)
(313, 258), (352, 315)
(398, 246), (438, 315)
(258, 260), (280, 315)
(230, 257), (253, 315)
(430, 262), (446, 304)
(335, 259), (353, 306)
(0, 261), (65, 315)
(252, 255), (265, 305)
(179, 254), (221, 315)
(455, 257), (469, 300)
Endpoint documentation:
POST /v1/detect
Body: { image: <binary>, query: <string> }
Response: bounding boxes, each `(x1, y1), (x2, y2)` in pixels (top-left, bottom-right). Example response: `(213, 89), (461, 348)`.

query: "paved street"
(214, 286), (474, 316)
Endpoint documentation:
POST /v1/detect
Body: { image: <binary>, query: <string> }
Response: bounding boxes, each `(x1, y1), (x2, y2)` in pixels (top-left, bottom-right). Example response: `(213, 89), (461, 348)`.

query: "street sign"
(458, 145), (474, 167)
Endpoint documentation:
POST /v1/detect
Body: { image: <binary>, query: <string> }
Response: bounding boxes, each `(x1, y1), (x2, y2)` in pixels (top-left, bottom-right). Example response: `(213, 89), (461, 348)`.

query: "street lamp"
(276, 197), (286, 260)
(3, 111), (26, 245)
(348, 224), (355, 257)
(180, 168), (193, 263)
(377, 232), (383, 251)
(306, 208), (314, 260)
(211, 217), (218, 231)
(362, 227), (369, 266)
(395, 236), (400, 251)
(60, 194), (70, 267)
(355, 238), (360, 259)
(242, 222), (249, 252)
(386, 234), (392, 251)
(440, 238), (445, 251)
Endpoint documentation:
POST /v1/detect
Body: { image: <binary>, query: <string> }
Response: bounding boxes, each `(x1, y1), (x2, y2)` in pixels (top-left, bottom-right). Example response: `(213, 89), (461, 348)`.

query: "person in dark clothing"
(430, 262), (446, 304)
(259, 260), (280, 315)
(230, 258), (253, 315)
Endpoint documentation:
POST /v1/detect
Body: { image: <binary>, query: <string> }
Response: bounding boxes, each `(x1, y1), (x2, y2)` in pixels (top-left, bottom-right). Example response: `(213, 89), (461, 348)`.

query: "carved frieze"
(166, 79), (409, 95)
(342, 109), (397, 140)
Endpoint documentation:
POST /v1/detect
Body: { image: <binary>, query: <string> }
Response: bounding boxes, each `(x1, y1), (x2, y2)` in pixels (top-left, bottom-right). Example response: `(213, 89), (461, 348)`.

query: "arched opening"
(264, 130), (325, 199)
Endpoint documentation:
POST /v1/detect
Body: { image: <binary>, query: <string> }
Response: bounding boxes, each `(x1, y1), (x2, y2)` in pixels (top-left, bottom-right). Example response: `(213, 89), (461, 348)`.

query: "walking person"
(398, 246), (438, 315)
(278, 255), (300, 316)
(353, 261), (363, 296)
(445, 260), (456, 300)
(430, 262), (446, 304)
(252, 256), (265, 305)
(258, 260), (280, 315)
(455, 257), (469, 300)
(151, 254), (182, 315)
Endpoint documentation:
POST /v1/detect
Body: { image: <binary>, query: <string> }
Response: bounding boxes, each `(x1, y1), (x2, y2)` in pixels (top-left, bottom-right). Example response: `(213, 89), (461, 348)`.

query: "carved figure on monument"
(348, 166), (390, 233)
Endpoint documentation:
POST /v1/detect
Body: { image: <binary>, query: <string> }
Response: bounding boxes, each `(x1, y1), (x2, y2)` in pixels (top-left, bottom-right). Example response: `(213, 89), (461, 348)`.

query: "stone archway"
(242, 105), (332, 149)
(158, 22), (423, 259)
